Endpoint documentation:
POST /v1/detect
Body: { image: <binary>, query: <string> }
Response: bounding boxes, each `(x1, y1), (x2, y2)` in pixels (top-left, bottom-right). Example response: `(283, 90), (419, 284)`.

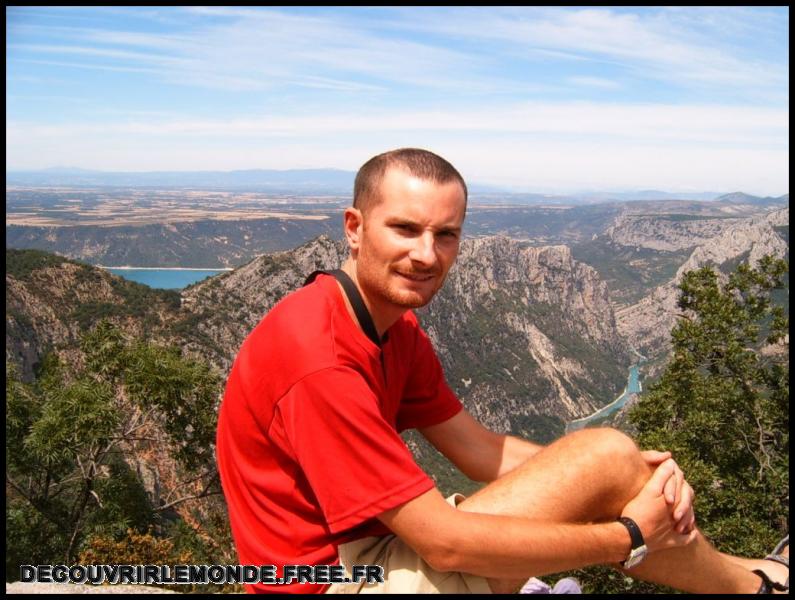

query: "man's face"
(353, 167), (466, 312)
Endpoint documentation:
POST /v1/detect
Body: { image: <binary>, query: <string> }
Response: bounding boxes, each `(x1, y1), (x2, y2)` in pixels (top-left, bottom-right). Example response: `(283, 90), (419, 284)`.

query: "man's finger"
(663, 472), (676, 505)
(645, 458), (676, 496)
(682, 510), (695, 534)
(641, 450), (671, 466)
(674, 482), (693, 520)
(683, 508), (695, 533)
(672, 463), (683, 506)
(675, 483), (694, 524)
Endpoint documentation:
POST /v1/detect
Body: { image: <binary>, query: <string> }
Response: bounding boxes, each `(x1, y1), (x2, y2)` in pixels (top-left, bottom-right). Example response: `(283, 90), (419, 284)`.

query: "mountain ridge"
(8, 168), (787, 203)
(6, 236), (629, 437)
(615, 207), (789, 357)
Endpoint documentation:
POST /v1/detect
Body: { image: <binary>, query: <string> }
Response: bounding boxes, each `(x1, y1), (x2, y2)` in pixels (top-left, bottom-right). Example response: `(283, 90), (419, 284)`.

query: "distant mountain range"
(6, 168), (356, 194)
(569, 190), (720, 203)
(6, 168), (788, 205)
(713, 192), (790, 207)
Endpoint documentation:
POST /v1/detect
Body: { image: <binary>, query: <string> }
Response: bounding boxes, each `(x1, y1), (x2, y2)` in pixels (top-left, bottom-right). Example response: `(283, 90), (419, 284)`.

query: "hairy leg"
(720, 548), (789, 589)
(457, 427), (765, 594)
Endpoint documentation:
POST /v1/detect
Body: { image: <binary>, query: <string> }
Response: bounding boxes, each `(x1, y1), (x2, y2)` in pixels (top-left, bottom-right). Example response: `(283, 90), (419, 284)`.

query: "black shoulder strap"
(304, 269), (381, 347)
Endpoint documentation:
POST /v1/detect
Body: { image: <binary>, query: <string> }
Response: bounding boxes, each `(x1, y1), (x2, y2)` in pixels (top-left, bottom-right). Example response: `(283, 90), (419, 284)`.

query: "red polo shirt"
(216, 273), (462, 593)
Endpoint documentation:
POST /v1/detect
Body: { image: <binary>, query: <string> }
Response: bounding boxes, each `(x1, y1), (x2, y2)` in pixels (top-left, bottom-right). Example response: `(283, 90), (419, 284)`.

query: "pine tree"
(559, 255), (788, 594)
(629, 255), (788, 556)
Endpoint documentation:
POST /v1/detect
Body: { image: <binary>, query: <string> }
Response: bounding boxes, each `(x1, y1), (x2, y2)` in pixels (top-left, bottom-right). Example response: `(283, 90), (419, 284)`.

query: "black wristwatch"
(617, 517), (648, 569)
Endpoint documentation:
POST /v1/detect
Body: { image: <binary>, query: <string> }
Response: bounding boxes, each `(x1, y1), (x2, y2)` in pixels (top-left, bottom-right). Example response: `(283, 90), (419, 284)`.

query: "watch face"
(624, 545), (648, 569)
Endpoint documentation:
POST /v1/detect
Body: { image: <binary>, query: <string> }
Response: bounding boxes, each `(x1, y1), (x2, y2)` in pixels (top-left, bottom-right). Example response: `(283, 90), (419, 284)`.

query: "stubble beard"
(356, 250), (443, 311)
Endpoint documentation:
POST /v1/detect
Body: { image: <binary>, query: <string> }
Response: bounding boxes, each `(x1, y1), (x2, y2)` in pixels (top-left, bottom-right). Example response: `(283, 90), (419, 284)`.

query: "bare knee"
(568, 427), (641, 462)
(567, 428), (649, 506)
(593, 427), (641, 461)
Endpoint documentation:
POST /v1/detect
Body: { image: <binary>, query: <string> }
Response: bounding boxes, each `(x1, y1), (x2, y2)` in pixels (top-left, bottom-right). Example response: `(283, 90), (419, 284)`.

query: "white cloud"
(453, 140), (789, 196)
(382, 7), (788, 92)
(9, 102), (785, 144)
(10, 42), (176, 64)
(9, 7), (786, 100)
(6, 7), (787, 196)
(13, 58), (163, 75)
(566, 76), (621, 89)
(10, 8), (483, 93)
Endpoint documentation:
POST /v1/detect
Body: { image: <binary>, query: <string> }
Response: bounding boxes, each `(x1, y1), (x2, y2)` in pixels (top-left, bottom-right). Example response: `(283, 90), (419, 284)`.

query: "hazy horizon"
(5, 165), (789, 199)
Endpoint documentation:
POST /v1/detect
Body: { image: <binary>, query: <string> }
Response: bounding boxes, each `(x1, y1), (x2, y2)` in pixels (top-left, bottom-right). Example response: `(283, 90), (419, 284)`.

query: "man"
(216, 148), (788, 594)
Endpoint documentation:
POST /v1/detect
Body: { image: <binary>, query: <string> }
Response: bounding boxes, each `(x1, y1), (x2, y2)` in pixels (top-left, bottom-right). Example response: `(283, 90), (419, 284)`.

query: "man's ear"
(343, 207), (363, 252)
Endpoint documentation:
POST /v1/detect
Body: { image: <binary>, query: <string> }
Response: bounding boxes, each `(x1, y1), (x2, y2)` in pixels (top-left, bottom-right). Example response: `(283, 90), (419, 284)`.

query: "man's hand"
(622, 458), (697, 554)
(640, 450), (695, 535)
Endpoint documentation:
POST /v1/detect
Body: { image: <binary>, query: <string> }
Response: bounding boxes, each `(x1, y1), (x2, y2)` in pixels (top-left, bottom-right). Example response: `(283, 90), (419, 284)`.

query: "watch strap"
(618, 517), (645, 548)
(617, 517), (645, 562)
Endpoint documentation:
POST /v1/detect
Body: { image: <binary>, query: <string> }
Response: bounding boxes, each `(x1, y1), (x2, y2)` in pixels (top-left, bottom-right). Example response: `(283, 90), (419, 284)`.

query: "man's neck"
(340, 259), (403, 340)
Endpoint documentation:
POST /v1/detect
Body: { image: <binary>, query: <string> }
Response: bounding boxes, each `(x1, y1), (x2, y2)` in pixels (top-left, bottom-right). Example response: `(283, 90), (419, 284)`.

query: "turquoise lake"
(105, 268), (228, 290)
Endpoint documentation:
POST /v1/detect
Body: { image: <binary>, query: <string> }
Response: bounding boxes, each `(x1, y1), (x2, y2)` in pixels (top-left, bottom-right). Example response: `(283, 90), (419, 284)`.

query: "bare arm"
(378, 486), (629, 578)
(421, 410), (696, 538)
(377, 459), (694, 580)
(419, 409), (543, 482)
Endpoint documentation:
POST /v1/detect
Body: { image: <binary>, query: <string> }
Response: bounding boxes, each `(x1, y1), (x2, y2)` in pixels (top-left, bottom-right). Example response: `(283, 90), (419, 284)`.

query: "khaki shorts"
(326, 493), (492, 594)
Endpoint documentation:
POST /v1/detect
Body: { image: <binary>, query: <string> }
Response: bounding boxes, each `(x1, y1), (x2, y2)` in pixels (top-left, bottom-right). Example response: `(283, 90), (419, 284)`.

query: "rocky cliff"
(417, 237), (627, 436)
(6, 251), (181, 380)
(7, 236), (628, 440)
(615, 208), (789, 357)
(7, 217), (341, 268)
(178, 236), (629, 435)
(605, 213), (747, 252)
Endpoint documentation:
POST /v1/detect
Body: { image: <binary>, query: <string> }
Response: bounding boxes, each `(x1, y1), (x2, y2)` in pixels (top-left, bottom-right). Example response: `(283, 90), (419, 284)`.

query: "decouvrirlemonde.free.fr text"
(21, 564), (385, 585)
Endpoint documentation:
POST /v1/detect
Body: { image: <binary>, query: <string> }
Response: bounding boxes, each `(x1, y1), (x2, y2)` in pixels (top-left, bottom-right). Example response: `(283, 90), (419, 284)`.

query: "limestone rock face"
(178, 235), (628, 430)
(605, 213), (747, 252)
(418, 236), (628, 434)
(616, 208), (789, 356)
(5, 234), (630, 441)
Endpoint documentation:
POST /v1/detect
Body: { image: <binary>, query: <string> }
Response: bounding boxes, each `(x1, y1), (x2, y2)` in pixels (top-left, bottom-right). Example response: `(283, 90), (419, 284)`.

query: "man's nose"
(408, 232), (437, 267)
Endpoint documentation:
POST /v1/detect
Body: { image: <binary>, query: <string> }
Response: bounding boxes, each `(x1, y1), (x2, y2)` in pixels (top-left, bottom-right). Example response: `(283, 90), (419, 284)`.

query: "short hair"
(353, 148), (468, 215)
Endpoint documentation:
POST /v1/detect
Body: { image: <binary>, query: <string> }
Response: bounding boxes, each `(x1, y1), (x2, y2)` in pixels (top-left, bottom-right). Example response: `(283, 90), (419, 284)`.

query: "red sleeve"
(396, 322), (463, 432)
(271, 367), (435, 534)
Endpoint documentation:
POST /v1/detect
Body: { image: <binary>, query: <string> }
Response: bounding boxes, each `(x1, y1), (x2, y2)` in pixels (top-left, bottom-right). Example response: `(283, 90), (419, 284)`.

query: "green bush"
(6, 248), (71, 280)
(6, 321), (225, 577)
(629, 256), (788, 555)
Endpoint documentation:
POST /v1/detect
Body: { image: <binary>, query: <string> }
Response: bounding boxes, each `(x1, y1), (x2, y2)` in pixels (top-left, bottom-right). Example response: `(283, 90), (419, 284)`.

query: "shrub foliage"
(558, 255), (788, 593)
(629, 255), (788, 556)
(6, 321), (226, 585)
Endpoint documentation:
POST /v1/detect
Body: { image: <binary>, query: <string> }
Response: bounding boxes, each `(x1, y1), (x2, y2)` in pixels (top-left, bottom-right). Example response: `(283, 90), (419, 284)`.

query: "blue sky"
(6, 6), (789, 195)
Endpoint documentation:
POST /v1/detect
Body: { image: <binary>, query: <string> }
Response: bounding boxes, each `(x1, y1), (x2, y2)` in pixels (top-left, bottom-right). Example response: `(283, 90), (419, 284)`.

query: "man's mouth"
(395, 271), (436, 282)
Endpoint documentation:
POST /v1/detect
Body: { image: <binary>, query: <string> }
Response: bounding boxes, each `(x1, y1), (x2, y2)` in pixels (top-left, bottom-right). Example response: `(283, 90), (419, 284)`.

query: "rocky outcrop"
(616, 208), (789, 357)
(605, 213), (746, 252)
(6, 235), (629, 439)
(6, 258), (179, 380)
(418, 237), (628, 433)
(676, 207), (788, 275)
